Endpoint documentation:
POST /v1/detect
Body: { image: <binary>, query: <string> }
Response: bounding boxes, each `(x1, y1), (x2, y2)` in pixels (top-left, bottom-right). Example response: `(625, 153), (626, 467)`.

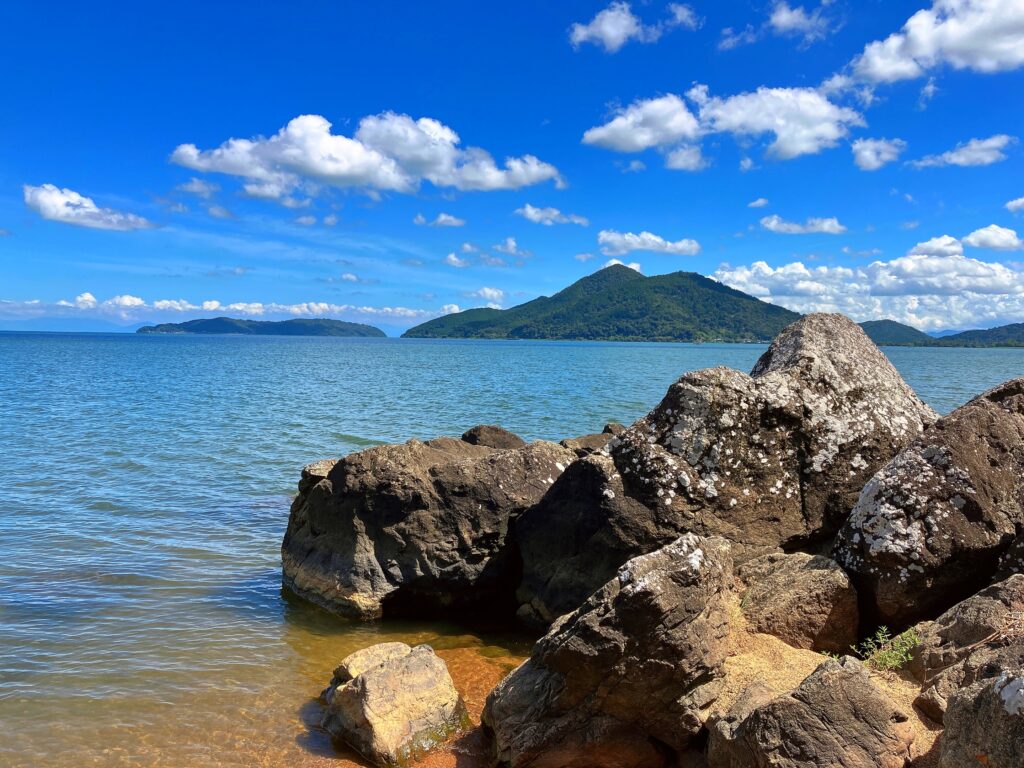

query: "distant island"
(859, 318), (1024, 348)
(403, 264), (800, 343)
(137, 317), (386, 337)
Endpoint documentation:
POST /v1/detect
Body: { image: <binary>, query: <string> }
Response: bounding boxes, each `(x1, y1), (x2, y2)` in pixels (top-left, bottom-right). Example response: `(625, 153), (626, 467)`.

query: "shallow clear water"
(0, 333), (1021, 766)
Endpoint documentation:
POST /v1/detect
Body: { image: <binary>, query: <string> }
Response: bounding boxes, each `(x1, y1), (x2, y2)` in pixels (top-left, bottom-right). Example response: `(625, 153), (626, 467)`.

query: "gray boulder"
(909, 574), (1024, 722)
(517, 314), (934, 624)
(321, 642), (467, 766)
(283, 435), (574, 619)
(835, 379), (1024, 626)
(708, 656), (914, 768)
(484, 534), (733, 768)
(738, 552), (859, 653)
(941, 670), (1024, 768)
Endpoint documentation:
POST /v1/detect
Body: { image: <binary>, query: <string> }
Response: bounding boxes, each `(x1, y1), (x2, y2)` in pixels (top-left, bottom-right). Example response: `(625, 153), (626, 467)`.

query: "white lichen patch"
(995, 674), (1024, 716)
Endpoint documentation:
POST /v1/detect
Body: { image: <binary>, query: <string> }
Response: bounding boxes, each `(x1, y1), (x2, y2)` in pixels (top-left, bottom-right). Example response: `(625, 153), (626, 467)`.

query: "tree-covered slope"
(858, 320), (934, 346)
(936, 322), (1024, 347)
(137, 317), (386, 337)
(403, 265), (801, 342)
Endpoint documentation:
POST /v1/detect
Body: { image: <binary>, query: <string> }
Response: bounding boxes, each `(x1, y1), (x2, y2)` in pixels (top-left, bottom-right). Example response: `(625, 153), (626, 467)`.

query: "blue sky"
(1, 0), (1023, 334)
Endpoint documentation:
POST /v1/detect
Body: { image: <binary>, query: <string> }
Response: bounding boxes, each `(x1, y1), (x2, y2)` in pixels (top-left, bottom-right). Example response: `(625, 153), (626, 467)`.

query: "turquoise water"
(0, 333), (1021, 766)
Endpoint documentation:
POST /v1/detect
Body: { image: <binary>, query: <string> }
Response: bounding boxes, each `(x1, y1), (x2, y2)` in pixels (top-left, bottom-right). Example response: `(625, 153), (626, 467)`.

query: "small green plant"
(851, 626), (920, 671)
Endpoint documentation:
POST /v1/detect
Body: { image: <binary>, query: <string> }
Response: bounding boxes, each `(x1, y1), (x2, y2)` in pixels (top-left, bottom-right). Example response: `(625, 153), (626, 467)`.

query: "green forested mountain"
(858, 320), (935, 346)
(402, 265), (801, 342)
(935, 322), (1024, 347)
(137, 317), (386, 337)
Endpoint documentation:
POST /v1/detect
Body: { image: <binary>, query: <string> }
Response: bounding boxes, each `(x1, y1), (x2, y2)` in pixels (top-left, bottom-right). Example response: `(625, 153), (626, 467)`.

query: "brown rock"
(517, 314), (933, 624)
(321, 642), (467, 767)
(461, 424), (526, 449)
(708, 656), (914, 768)
(941, 669), (1024, 768)
(835, 378), (1024, 626)
(485, 534), (733, 768)
(738, 552), (859, 653)
(282, 436), (574, 619)
(908, 575), (1024, 722)
(559, 432), (613, 457)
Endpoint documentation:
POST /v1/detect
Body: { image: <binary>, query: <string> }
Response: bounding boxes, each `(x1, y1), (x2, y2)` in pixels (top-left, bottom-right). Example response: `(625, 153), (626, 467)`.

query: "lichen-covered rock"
(461, 424), (526, 449)
(835, 379), (1024, 626)
(484, 534), (733, 768)
(737, 552), (859, 653)
(517, 314), (933, 623)
(321, 642), (467, 767)
(282, 436), (575, 619)
(908, 575), (1024, 722)
(941, 669), (1024, 768)
(707, 656), (914, 768)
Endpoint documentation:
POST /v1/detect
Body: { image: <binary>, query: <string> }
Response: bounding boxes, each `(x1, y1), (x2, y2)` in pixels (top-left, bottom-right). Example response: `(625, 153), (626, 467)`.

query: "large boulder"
(321, 642), (467, 766)
(484, 534), (733, 768)
(908, 574), (1024, 722)
(708, 656), (914, 768)
(835, 379), (1024, 626)
(517, 314), (934, 623)
(941, 670), (1024, 768)
(737, 552), (859, 653)
(282, 434), (575, 619)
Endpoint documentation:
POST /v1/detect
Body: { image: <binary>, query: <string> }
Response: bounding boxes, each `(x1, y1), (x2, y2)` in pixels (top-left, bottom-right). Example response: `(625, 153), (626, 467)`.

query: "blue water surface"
(0, 333), (1021, 766)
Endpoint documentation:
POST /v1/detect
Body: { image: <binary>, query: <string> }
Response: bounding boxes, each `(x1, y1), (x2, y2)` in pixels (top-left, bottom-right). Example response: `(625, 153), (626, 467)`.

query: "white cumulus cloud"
(688, 84), (864, 160)
(760, 214), (846, 234)
(515, 203), (589, 226)
(748, 197), (770, 208)
(467, 286), (505, 308)
(598, 229), (701, 256)
(963, 224), (1024, 250)
(172, 113), (562, 199)
(852, 138), (908, 170)
(582, 94), (700, 152)
(769, 1), (830, 43)
(444, 253), (470, 268)
(908, 234), (964, 256)
(909, 134), (1016, 168)
(23, 184), (153, 231)
(713, 252), (1024, 330)
(569, 2), (699, 53)
(852, 0), (1024, 84)
(1007, 197), (1024, 213)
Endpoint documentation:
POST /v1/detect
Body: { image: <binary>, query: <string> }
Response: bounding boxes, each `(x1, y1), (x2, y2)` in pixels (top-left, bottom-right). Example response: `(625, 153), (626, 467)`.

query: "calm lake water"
(1, 333), (1021, 767)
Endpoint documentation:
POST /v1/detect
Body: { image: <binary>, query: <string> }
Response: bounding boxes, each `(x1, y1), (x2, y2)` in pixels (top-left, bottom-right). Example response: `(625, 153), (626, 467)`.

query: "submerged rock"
(708, 656), (914, 768)
(282, 434), (574, 619)
(321, 642), (467, 767)
(908, 575), (1024, 722)
(484, 534), (733, 768)
(737, 552), (859, 653)
(835, 378), (1024, 626)
(517, 314), (934, 623)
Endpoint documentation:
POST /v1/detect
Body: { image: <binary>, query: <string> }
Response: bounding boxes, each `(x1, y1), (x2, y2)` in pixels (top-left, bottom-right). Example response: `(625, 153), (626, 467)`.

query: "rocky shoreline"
(282, 314), (1024, 767)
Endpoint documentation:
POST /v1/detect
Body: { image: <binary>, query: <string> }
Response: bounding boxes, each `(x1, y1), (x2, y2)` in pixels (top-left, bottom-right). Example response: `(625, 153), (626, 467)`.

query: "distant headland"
(402, 265), (1024, 347)
(136, 317), (386, 337)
